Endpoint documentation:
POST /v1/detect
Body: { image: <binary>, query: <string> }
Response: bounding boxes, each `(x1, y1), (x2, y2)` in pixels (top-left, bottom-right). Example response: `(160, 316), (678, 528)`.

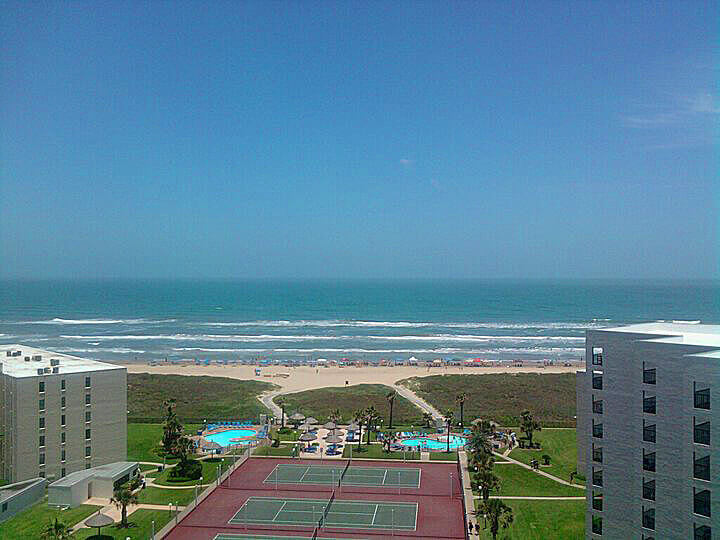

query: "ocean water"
(0, 280), (717, 364)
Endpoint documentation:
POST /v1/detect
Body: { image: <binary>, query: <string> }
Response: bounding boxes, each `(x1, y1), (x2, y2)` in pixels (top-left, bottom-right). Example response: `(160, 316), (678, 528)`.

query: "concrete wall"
(0, 478), (46, 523)
(583, 330), (719, 539)
(576, 370), (589, 476)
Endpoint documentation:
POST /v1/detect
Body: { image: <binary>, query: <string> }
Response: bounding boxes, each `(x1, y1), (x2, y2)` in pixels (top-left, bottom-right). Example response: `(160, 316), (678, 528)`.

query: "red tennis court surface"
(163, 457), (467, 540)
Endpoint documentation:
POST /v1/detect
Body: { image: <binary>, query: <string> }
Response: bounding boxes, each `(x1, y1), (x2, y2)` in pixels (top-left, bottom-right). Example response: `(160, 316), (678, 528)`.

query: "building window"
(85, 428), (91, 440)
(61, 432), (66, 444)
(39, 453), (45, 465)
(643, 421), (656, 443)
(643, 394), (656, 414)
(38, 381), (45, 393)
(592, 491), (603, 511)
(592, 445), (603, 463)
(61, 396), (66, 408)
(61, 468), (66, 478)
(85, 446), (91, 457)
(694, 489), (711, 517)
(592, 374), (603, 390)
(39, 471), (45, 478)
(61, 379), (66, 390)
(694, 454), (710, 481)
(694, 420), (711, 445)
(85, 411), (91, 422)
(61, 449), (66, 462)
(592, 467), (603, 487)
(593, 398), (604, 414)
(592, 347), (603, 366)
(39, 417), (45, 429)
(642, 507), (655, 530)
(643, 365), (656, 385)
(61, 414), (66, 426)
(39, 435), (45, 447)
(85, 462), (91, 469)
(591, 515), (602, 535)
(85, 376), (91, 388)
(38, 399), (45, 411)
(694, 385), (710, 410)
(643, 450), (656, 472)
(643, 479), (655, 501)
(695, 525), (712, 540)
(85, 393), (91, 405)
(593, 420), (604, 439)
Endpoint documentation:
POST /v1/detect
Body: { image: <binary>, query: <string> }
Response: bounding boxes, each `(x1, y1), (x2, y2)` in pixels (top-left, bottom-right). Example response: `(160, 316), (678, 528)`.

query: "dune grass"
(398, 373), (576, 427)
(509, 428), (581, 484)
(128, 373), (276, 423)
(473, 499), (585, 539)
(279, 383), (424, 424)
(0, 499), (100, 539)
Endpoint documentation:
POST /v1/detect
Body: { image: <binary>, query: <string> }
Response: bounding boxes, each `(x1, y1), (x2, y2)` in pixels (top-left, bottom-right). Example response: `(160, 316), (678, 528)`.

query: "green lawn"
(488, 464), (584, 497)
(278, 384), (424, 424)
(136, 486), (196, 506)
(341, 443), (420, 460)
(128, 373), (276, 423)
(398, 373), (576, 427)
(72, 509), (176, 539)
(253, 444), (297, 456)
(152, 457), (230, 486)
(127, 423), (201, 463)
(429, 451), (458, 461)
(509, 428), (581, 485)
(0, 499), (100, 538)
(473, 499), (585, 539)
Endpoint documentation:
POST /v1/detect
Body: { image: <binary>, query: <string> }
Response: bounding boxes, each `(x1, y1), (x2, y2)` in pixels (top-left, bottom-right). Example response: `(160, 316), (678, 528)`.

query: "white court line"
(370, 503), (379, 525)
(298, 466), (312, 483)
(382, 469), (388, 485)
(272, 501), (288, 522)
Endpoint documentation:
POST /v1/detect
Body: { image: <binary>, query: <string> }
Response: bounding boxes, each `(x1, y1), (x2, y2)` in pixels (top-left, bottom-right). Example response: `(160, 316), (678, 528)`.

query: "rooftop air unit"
(43, 367), (50, 374)
(32, 355), (42, 362)
(5, 351), (11, 357)
(24, 357), (30, 362)
(37, 368), (44, 376)
(50, 359), (60, 367)
(52, 367), (59, 374)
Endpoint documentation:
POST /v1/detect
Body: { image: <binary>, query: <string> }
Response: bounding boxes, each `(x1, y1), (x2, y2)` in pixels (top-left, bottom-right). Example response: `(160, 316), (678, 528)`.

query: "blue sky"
(1, 1), (718, 279)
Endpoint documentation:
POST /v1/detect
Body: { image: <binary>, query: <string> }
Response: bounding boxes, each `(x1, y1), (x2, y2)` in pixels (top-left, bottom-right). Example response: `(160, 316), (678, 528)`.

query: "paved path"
(493, 451), (585, 489)
(391, 383), (443, 419)
(474, 495), (585, 500)
(71, 501), (186, 531)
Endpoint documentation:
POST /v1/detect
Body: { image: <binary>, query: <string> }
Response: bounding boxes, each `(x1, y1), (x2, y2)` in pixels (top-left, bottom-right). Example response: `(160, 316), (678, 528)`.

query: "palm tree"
(455, 392), (467, 429)
(364, 406), (379, 444)
(483, 499), (514, 540)
(473, 468), (501, 501)
(41, 517), (70, 539)
(276, 397), (286, 428)
(354, 408), (366, 449)
(443, 409), (454, 453)
(386, 391), (397, 429)
(422, 412), (433, 428)
(111, 484), (139, 528)
(329, 408), (341, 423)
(520, 409), (541, 447)
(468, 448), (494, 474)
(467, 422), (493, 459)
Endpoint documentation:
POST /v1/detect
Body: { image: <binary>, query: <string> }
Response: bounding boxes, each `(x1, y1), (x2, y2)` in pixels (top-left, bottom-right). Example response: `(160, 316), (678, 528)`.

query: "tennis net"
(311, 525), (319, 539)
(319, 489), (336, 527)
(339, 458), (351, 486)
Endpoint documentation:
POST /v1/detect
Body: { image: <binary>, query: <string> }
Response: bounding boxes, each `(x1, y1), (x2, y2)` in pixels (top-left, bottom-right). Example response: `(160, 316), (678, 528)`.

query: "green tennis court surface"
(264, 463), (421, 488)
(215, 535), (363, 540)
(228, 496), (418, 531)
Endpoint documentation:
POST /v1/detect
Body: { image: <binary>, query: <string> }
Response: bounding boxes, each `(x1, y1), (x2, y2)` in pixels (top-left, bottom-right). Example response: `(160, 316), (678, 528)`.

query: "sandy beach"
(122, 363), (582, 394)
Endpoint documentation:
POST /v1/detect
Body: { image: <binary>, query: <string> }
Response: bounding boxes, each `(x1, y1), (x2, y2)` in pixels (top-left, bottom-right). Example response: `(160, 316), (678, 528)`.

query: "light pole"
(151, 519), (155, 539)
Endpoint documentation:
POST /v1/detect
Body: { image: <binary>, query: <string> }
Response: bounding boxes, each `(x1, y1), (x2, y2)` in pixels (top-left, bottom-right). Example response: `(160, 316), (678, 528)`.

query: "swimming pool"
(204, 428), (257, 447)
(399, 435), (467, 450)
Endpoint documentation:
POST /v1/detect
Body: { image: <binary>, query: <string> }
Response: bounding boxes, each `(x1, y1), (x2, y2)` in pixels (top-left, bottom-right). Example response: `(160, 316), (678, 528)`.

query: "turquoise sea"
(0, 280), (717, 364)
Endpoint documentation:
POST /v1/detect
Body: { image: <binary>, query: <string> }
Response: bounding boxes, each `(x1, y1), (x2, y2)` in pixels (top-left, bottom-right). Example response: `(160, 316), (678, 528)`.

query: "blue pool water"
(204, 428), (257, 446)
(399, 435), (467, 450)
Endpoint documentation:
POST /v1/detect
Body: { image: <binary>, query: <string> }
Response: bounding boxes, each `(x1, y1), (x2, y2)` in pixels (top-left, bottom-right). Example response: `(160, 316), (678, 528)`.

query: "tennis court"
(264, 463), (421, 489)
(215, 535), (363, 540)
(228, 496), (418, 531)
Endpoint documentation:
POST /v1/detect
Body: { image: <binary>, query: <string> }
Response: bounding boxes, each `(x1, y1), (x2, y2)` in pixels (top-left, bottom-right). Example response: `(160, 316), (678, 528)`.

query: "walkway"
(71, 499), (186, 532)
(492, 451), (585, 489)
(391, 383), (443, 419)
(474, 495), (585, 500)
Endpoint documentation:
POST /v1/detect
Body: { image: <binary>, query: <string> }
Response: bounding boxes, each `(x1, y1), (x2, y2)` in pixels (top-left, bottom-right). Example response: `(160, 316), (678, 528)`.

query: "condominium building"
(0, 345), (127, 483)
(577, 323), (718, 539)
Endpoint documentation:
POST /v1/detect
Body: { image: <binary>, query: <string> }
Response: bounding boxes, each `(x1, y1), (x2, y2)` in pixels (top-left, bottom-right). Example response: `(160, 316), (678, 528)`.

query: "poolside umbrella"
(305, 417), (318, 425)
(347, 422), (359, 431)
(299, 431), (317, 450)
(323, 421), (338, 430)
(299, 422), (314, 432)
(329, 429), (345, 436)
(84, 512), (114, 538)
(325, 433), (343, 443)
(290, 413), (306, 421)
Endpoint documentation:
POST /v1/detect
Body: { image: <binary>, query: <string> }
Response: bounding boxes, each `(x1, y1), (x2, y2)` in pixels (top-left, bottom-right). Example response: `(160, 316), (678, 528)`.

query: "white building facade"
(0, 345), (127, 483)
(578, 323), (718, 539)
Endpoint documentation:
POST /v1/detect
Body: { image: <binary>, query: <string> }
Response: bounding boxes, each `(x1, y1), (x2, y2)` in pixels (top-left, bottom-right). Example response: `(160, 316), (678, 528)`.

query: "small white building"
(48, 461), (139, 508)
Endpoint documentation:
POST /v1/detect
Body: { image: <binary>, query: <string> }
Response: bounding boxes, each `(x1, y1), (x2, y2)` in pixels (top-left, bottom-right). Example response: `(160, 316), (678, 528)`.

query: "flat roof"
(0, 344), (125, 378)
(49, 462), (137, 488)
(595, 322), (720, 355)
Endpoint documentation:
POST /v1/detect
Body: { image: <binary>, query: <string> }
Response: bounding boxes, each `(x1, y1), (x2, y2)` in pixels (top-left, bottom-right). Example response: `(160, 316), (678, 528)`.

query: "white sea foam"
(14, 318), (176, 325)
(56, 347), (147, 354)
(197, 320), (602, 330)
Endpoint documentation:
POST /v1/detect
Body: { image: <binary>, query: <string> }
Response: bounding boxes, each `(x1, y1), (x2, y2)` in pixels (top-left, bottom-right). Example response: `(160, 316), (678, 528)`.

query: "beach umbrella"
(305, 417), (318, 424)
(290, 413), (306, 421)
(299, 432), (317, 442)
(84, 513), (114, 538)
(299, 422), (314, 432)
(347, 422), (359, 431)
(325, 434), (343, 444)
(330, 429), (345, 436)
(323, 421), (338, 430)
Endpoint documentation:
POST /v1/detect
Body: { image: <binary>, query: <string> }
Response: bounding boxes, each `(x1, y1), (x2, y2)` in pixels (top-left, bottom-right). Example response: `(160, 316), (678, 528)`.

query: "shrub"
(169, 459), (202, 480)
(542, 454), (551, 465)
